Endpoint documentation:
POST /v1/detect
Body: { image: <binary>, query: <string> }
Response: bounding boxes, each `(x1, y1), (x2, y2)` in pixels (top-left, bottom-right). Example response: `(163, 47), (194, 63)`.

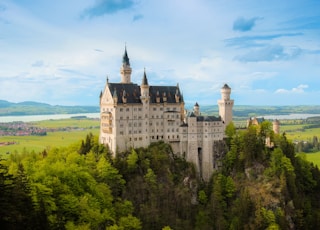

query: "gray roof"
(108, 83), (183, 104)
(197, 116), (221, 122)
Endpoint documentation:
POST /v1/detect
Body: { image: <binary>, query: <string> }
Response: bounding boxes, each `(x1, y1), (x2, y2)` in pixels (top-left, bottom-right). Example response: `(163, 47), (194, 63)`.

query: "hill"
(1, 128), (320, 229)
(0, 100), (99, 116)
(1, 99), (320, 118)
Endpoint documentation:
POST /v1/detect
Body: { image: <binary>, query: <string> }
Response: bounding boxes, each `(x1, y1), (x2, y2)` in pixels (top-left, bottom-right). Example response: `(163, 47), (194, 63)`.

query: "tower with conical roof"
(140, 68), (149, 101)
(218, 84), (234, 126)
(120, 46), (132, 83)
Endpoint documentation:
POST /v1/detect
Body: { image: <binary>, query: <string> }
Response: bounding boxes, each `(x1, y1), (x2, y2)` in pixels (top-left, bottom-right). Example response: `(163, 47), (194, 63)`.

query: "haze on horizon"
(0, 0), (319, 106)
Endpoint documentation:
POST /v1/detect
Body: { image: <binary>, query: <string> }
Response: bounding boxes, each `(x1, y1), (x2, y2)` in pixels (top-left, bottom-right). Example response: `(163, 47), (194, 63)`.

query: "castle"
(99, 48), (234, 181)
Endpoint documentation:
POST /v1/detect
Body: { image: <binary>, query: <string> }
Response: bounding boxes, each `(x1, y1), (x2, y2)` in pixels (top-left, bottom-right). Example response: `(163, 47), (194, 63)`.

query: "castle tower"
(193, 102), (200, 116)
(218, 84), (234, 126)
(140, 69), (150, 146)
(120, 46), (132, 83)
(273, 119), (280, 134)
(140, 69), (149, 101)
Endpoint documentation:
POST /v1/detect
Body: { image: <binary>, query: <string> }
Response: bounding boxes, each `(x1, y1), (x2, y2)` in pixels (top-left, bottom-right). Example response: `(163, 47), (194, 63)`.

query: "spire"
(122, 45), (130, 66)
(222, 83), (230, 89)
(141, 68), (148, 85)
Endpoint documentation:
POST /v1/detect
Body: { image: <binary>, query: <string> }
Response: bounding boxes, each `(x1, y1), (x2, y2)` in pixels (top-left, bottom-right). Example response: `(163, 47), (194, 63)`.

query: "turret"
(122, 90), (127, 104)
(140, 69), (149, 103)
(273, 119), (280, 134)
(218, 84), (234, 126)
(175, 83), (181, 103)
(120, 46), (132, 83)
(193, 102), (200, 116)
(113, 88), (118, 104)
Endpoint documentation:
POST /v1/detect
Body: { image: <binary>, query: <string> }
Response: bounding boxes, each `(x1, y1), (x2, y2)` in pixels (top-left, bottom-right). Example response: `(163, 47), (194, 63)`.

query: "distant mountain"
(0, 100), (99, 116)
(1, 100), (320, 117)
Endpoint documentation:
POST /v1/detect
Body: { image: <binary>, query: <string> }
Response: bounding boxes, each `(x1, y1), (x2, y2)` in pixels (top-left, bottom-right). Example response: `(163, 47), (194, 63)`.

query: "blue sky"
(0, 0), (319, 106)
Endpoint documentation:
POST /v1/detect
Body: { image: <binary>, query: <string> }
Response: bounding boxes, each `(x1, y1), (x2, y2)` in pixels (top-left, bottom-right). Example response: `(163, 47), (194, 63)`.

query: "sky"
(0, 0), (319, 106)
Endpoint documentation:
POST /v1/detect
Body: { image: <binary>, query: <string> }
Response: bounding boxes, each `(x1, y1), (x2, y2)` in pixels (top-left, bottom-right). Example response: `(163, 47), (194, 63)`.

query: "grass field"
(280, 124), (320, 142)
(31, 118), (99, 129)
(0, 118), (99, 156)
(1, 118), (320, 167)
(305, 152), (320, 167)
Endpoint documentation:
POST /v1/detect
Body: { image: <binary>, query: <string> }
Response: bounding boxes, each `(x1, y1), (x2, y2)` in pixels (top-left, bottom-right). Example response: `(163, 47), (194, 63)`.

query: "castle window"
(126, 108), (130, 111)
(153, 107), (157, 111)
(145, 114), (148, 118)
(120, 131), (124, 135)
(120, 108), (123, 112)
(138, 108), (142, 111)
(160, 107), (163, 111)
(120, 117), (123, 120)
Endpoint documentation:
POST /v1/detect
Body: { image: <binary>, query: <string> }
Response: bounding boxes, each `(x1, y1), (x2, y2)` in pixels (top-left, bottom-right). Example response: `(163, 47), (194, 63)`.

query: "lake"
(258, 114), (320, 120)
(1, 113), (320, 123)
(0, 113), (100, 122)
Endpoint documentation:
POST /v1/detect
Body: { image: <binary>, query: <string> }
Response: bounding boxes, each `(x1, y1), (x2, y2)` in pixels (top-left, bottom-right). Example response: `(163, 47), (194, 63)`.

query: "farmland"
(0, 118), (99, 155)
(1, 115), (320, 166)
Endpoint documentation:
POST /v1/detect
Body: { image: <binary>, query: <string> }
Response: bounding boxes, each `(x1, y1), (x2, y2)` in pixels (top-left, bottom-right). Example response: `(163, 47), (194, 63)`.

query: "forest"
(1, 121), (320, 229)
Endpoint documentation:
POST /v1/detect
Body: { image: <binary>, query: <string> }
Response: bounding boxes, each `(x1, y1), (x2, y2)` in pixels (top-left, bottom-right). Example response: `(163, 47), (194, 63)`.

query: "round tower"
(120, 46), (132, 83)
(218, 84), (234, 126)
(273, 119), (280, 134)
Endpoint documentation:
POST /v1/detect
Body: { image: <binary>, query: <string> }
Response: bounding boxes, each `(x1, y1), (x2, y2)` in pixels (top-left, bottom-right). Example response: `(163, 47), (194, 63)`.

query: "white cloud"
(275, 84), (309, 94)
